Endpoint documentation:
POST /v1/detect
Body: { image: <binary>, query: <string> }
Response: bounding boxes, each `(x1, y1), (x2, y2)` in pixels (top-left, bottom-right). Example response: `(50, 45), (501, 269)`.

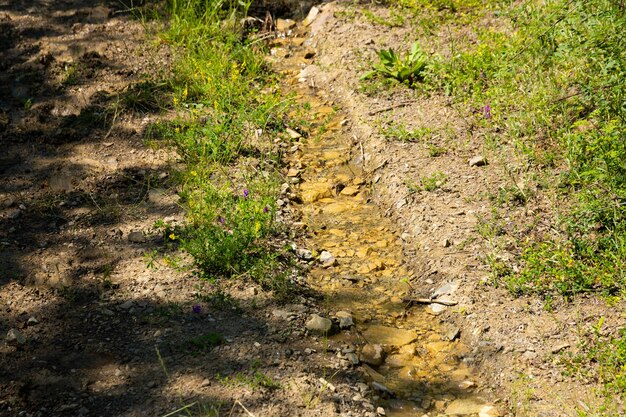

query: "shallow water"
(271, 24), (492, 416)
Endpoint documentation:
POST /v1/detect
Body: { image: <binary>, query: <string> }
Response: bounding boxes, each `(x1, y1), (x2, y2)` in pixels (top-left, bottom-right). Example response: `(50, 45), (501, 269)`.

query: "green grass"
(384, 0), (625, 405)
(559, 319), (626, 414)
(217, 369), (281, 390)
(380, 122), (433, 142)
(139, 0), (298, 294)
(397, 0), (626, 299)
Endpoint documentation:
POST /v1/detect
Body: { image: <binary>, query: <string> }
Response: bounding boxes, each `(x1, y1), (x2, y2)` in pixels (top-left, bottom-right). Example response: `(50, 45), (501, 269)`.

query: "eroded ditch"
(269, 13), (500, 417)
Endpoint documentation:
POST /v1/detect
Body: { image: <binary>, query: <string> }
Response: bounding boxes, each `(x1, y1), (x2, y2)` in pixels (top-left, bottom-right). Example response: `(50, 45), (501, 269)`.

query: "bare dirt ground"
(1, 1), (624, 417)
(0, 1), (379, 416)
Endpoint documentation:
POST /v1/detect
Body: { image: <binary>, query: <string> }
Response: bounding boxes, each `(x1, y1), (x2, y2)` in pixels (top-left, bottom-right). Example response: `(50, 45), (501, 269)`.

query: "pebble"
(319, 377), (336, 392)
(443, 327), (460, 341)
(336, 311), (355, 329)
(7, 328), (26, 345)
(305, 314), (333, 334)
(376, 407), (386, 416)
(371, 381), (393, 396)
(119, 300), (134, 310)
(346, 352), (359, 365)
(27, 317), (38, 326)
(339, 316), (354, 329)
(296, 248), (313, 261)
(428, 303), (447, 315)
(360, 344), (385, 366)
(127, 230), (146, 243)
(319, 250), (337, 267)
(469, 155), (488, 167)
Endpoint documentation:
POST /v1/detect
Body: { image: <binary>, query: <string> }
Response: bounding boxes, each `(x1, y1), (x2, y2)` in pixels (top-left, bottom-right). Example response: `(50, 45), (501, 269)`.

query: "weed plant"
(362, 43), (428, 86)
(388, 0), (625, 404)
(408, 0), (626, 298)
(145, 0), (293, 291)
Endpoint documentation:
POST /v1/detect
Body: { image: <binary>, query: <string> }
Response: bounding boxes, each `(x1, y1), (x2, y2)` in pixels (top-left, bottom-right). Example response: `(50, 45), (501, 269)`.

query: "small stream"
(270, 17), (496, 417)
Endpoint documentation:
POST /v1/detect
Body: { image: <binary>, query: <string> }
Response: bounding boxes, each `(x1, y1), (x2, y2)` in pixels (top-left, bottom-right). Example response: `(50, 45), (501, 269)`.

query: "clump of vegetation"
(142, 0), (296, 293)
(380, 122), (432, 142)
(362, 43), (428, 86)
(407, 0), (626, 299)
(560, 319), (626, 411)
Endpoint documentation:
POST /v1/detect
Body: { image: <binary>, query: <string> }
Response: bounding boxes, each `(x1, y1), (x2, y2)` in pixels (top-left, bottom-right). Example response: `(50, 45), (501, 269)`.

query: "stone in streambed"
(445, 398), (488, 415)
(305, 314), (334, 334)
(362, 325), (417, 347)
(360, 344), (385, 366)
(319, 251), (337, 267)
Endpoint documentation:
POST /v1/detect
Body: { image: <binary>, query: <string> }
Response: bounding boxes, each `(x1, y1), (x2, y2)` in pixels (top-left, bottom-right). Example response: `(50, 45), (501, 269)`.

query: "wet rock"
(340, 186), (360, 196)
(275, 18), (296, 32)
(371, 381), (394, 396)
(300, 182), (332, 203)
(127, 230), (146, 243)
(384, 353), (413, 368)
(305, 314), (333, 334)
(469, 155), (488, 167)
(362, 325), (417, 346)
(7, 328), (26, 345)
(339, 315), (354, 329)
(319, 250), (337, 267)
(360, 344), (385, 366)
(445, 398), (486, 415)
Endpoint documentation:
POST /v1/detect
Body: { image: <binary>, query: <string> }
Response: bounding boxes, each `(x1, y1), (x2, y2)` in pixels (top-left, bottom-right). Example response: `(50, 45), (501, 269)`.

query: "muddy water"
(270, 23), (493, 417)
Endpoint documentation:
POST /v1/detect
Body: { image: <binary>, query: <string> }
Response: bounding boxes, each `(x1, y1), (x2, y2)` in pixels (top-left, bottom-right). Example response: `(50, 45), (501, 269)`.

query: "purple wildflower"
(243, 188), (249, 198)
(484, 102), (491, 120)
(216, 216), (225, 225)
(263, 206), (269, 213)
(192, 304), (202, 314)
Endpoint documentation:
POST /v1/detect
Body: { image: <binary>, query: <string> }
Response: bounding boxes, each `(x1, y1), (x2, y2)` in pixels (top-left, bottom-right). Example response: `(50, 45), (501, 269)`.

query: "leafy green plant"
(218, 370), (281, 390)
(361, 43), (428, 85)
(189, 332), (223, 351)
(380, 123), (432, 142)
(421, 171), (447, 191)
